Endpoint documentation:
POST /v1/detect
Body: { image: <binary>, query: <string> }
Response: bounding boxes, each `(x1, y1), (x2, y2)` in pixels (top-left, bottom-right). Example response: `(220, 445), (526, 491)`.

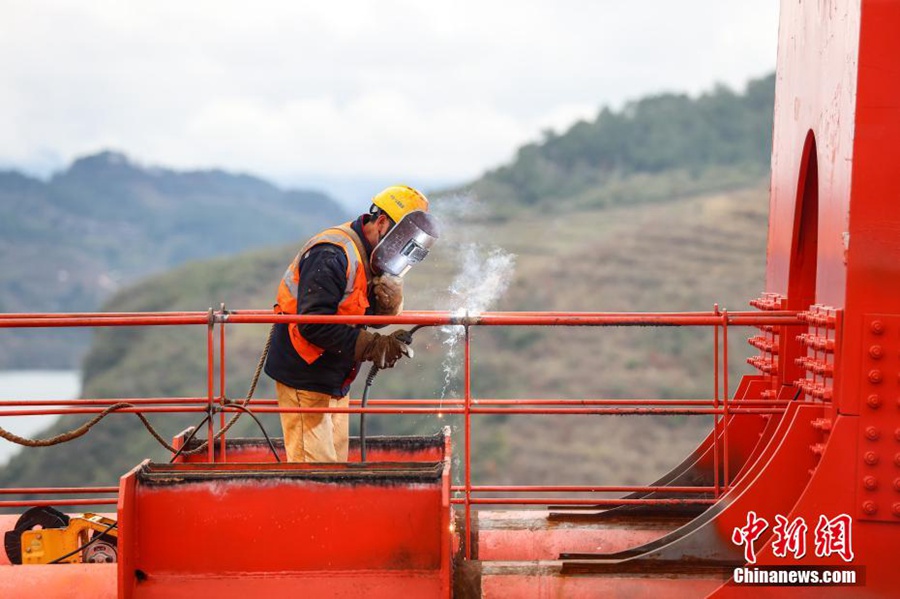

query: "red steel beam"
(713, 309), (721, 497)
(0, 397), (789, 407)
(0, 315), (209, 328)
(0, 310), (804, 328)
(464, 325), (473, 560)
(0, 498), (118, 508)
(0, 397), (209, 406)
(0, 406), (785, 417)
(723, 310), (731, 489)
(453, 485), (718, 493)
(0, 311), (203, 318)
(219, 314), (227, 462)
(451, 498), (716, 506)
(0, 487), (118, 495)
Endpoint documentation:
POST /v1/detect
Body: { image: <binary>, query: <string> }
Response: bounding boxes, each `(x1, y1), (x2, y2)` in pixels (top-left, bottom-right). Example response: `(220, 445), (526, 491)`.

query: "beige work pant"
(275, 382), (349, 462)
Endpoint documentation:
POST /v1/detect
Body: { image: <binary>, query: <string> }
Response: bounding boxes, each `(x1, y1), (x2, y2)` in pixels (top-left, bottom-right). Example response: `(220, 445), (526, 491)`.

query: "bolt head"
(863, 500), (878, 514)
(868, 394), (883, 409)
(869, 369), (884, 384)
(870, 345), (884, 359)
(895, 428), (900, 442)
(894, 478), (900, 492)
(866, 426), (881, 441)
(864, 475), (878, 490)
(865, 451), (880, 465)
(871, 320), (885, 335)
(893, 503), (900, 518)
(895, 453), (900, 467)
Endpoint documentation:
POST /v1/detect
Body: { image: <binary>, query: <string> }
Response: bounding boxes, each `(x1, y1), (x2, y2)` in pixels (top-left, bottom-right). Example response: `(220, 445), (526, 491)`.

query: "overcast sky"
(0, 1), (779, 198)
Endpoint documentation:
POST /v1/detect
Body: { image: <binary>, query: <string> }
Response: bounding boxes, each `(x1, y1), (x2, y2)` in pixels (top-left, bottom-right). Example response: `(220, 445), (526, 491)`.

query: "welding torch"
(360, 324), (429, 462)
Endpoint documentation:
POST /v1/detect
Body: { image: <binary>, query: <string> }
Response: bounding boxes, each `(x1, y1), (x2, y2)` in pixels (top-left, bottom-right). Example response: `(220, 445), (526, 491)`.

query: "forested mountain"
(0, 152), (347, 368)
(474, 73), (774, 210)
(0, 73), (776, 490)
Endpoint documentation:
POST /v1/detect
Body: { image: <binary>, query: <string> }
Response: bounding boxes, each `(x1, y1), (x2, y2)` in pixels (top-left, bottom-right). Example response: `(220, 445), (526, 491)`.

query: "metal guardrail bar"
(0, 308), (803, 557)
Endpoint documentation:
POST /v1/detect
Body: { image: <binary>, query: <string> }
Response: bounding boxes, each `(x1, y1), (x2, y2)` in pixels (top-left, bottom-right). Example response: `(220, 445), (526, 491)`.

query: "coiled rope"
(0, 323), (274, 456)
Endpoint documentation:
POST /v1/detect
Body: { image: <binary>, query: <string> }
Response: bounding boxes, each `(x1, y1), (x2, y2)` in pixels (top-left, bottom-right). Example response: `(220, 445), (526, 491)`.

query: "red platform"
(120, 432), (453, 598)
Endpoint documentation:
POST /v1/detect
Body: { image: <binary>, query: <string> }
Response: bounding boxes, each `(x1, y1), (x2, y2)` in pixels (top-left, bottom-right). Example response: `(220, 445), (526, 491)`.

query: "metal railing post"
(464, 324), (472, 560)
(713, 304), (720, 497)
(207, 308), (215, 463)
(219, 304), (228, 462)
(723, 309), (730, 488)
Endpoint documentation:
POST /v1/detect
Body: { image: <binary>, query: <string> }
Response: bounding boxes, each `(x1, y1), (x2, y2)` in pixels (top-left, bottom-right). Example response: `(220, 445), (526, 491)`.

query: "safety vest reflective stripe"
(274, 223), (370, 364)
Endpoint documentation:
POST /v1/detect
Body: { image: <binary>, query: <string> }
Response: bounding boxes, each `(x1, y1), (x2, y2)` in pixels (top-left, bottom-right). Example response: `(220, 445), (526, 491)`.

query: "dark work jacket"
(264, 216), (375, 396)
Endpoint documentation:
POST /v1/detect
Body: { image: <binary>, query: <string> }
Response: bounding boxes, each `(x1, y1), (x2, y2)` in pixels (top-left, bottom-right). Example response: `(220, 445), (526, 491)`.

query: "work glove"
(372, 274), (404, 316)
(354, 329), (414, 369)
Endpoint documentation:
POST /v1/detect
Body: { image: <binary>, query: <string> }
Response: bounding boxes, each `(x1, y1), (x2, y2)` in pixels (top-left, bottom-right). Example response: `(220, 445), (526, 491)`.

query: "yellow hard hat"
(372, 185), (429, 223)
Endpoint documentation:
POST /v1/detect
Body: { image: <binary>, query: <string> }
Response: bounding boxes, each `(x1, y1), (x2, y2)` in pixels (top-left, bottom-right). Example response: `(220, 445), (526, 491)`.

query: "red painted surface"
(1, 1), (899, 596)
(118, 458), (452, 598)
(474, 511), (678, 561)
(0, 563), (116, 598)
(711, 0), (900, 595)
(171, 434), (448, 464)
(479, 566), (725, 599)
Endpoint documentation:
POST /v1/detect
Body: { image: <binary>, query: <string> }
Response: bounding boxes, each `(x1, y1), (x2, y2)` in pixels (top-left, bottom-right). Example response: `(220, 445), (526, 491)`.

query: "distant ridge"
(467, 73), (775, 211)
(0, 151), (348, 368)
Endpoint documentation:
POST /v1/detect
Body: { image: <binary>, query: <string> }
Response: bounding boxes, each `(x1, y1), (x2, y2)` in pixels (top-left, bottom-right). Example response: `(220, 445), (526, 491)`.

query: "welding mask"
(371, 210), (440, 277)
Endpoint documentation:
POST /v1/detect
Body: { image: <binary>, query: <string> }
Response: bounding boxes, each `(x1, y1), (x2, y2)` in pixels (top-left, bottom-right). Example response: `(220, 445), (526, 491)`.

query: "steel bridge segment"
(559, 401), (820, 563)
(613, 376), (769, 502)
(713, 0), (900, 595)
(560, 378), (788, 561)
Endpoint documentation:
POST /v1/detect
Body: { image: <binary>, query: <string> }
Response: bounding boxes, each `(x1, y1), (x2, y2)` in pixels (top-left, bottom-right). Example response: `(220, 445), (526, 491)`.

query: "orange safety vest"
(274, 223), (371, 364)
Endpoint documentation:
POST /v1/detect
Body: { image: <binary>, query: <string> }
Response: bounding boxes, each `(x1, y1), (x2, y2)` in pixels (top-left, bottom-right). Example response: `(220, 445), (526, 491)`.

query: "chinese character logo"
(814, 514), (854, 562)
(732, 512), (854, 564)
(732, 511), (769, 564)
(771, 515), (808, 559)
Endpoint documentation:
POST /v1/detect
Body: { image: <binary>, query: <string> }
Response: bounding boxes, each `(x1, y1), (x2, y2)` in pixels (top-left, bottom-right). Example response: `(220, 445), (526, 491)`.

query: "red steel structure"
(1, 0), (899, 596)
(0, 309), (796, 598)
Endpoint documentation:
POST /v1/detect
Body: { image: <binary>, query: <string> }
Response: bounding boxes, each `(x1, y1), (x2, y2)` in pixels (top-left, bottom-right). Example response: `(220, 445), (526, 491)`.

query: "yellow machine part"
(20, 513), (117, 565)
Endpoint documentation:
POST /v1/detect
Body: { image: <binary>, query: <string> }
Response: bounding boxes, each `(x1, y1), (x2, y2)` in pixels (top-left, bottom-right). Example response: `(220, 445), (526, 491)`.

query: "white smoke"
(431, 193), (517, 403)
(447, 245), (517, 315)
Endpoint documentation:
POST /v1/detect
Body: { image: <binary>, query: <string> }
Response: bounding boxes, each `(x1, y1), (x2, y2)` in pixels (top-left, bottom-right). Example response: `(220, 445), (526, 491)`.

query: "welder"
(264, 185), (439, 462)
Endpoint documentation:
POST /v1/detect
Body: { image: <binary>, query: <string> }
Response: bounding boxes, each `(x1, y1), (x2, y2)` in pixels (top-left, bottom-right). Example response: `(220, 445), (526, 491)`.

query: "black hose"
(168, 413), (212, 463)
(48, 520), (118, 564)
(360, 364), (380, 462)
(359, 325), (428, 462)
(225, 403), (281, 462)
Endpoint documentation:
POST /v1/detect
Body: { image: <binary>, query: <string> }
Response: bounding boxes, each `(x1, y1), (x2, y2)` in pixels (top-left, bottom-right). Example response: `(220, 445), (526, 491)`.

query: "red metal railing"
(0, 308), (803, 558)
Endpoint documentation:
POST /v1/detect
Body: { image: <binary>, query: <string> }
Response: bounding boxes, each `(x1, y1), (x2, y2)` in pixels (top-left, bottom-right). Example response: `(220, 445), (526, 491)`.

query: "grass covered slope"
(0, 182), (768, 488)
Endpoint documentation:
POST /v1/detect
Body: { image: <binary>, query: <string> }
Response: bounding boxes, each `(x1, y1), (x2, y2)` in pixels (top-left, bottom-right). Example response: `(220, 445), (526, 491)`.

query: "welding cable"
(222, 402), (281, 462)
(360, 324), (430, 462)
(359, 364), (379, 462)
(47, 520), (118, 565)
(175, 323), (276, 457)
(168, 413), (212, 463)
(0, 323), (276, 454)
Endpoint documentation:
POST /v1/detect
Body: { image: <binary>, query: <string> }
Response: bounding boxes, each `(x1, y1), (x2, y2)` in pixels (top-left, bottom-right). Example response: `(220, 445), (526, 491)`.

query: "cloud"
(0, 1), (779, 184)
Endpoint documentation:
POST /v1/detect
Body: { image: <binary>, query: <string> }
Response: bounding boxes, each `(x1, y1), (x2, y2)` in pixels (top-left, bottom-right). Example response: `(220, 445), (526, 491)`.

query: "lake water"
(0, 370), (81, 465)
